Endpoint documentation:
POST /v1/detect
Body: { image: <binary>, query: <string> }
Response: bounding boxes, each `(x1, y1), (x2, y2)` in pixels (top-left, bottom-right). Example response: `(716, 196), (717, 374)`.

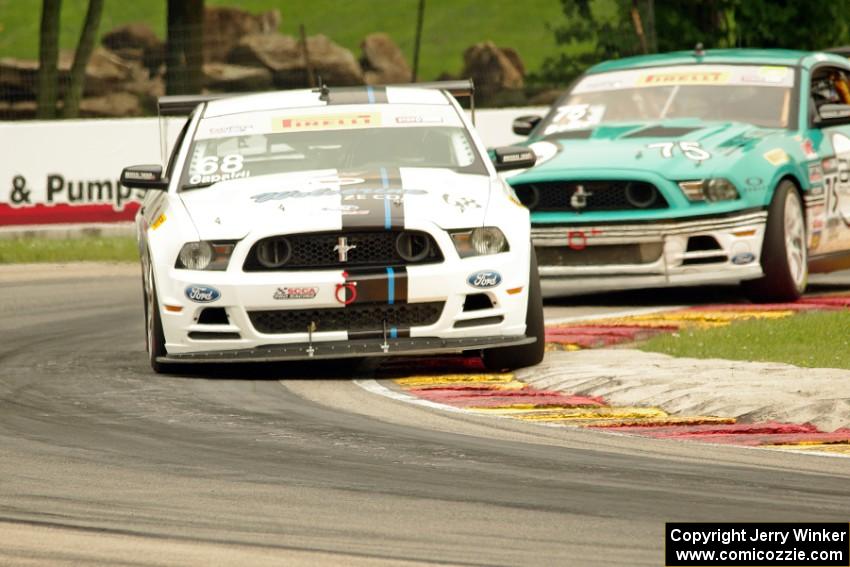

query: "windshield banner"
(574, 65), (794, 94)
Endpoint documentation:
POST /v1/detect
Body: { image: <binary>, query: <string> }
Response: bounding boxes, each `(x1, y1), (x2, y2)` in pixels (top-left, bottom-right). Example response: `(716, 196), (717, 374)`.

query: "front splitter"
(158, 335), (534, 364)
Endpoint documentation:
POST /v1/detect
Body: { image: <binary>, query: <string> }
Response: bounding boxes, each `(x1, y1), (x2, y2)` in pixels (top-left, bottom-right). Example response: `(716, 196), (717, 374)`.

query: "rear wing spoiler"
(826, 46), (850, 58)
(157, 79), (476, 122)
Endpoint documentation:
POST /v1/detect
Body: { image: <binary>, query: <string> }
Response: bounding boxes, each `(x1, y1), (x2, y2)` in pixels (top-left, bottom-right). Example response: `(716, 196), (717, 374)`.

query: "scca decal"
(274, 287), (318, 300)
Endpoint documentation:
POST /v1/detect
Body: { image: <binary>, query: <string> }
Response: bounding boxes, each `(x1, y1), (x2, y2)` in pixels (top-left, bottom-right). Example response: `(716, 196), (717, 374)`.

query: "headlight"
(450, 227), (509, 258)
(704, 178), (739, 201)
(678, 179), (739, 202)
(175, 241), (235, 270)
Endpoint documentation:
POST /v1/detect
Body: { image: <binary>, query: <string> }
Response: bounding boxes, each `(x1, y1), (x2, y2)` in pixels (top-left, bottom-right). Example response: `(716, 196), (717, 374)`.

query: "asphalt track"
(2, 265), (850, 566)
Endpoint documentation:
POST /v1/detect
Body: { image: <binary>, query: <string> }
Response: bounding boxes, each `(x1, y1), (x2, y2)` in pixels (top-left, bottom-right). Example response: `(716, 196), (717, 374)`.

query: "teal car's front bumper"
(531, 209), (767, 296)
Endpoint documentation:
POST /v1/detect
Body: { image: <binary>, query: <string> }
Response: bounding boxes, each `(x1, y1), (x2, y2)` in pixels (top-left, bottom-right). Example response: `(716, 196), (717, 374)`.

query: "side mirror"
(120, 164), (168, 191)
(491, 146), (537, 172)
(816, 103), (850, 127)
(512, 114), (542, 136)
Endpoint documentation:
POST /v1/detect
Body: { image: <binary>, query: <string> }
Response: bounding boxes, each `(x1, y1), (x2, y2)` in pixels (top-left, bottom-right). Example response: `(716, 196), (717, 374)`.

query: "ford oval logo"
(185, 285), (221, 303)
(467, 271), (502, 289)
(731, 252), (756, 265)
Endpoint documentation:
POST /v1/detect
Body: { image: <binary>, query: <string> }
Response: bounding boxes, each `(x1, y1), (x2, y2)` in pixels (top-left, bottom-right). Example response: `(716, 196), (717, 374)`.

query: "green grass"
(0, 0), (564, 81)
(0, 236), (138, 263)
(640, 310), (850, 370)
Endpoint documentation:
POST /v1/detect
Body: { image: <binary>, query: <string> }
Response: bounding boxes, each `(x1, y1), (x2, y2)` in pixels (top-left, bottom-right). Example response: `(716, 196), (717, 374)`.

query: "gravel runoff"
(518, 349), (850, 432)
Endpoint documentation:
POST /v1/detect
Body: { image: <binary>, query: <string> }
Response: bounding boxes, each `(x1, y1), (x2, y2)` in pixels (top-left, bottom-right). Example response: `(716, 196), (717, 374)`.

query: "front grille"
(249, 302), (445, 334)
(511, 180), (668, 212)
(535, 243), (664, 266)
(244, 230), (443, 271)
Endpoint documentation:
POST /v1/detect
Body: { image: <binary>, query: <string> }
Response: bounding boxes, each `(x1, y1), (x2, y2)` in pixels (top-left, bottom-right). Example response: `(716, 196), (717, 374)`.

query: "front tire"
(482, 247), (545, 371)
(742, 180), (808, 302)
(143, 258), (177, 374)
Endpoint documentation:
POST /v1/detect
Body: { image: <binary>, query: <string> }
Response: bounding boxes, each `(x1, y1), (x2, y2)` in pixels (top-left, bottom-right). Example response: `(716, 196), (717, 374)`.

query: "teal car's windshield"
(539, 64), (795, 135)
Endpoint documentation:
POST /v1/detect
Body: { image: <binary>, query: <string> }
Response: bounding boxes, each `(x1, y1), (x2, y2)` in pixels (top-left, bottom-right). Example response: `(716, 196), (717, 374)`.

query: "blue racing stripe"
(386, 267), (395, 305)
(384, 198), (391, 230)
(380, 167), (392, 229)
(366, 86), (375, 104)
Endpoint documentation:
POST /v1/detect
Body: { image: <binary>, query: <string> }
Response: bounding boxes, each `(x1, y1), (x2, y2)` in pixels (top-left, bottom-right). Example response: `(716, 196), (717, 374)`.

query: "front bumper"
(153, 246), (531, 356)
(532, 210), (768, 296)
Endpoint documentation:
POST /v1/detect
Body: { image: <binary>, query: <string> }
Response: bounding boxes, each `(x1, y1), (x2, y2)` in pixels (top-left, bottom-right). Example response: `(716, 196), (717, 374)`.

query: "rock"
(78, 92), (142, 117)
(101, 23), (164, 75)
(204, 6), (281, 63)
(103, 22), (161, 52)
(462, 41), (524, 100)
(203, 63), (273, 92)
(0, 58), (41, 100)
(0, 100), (36, 120)
(83, 47), (137, 96)
(229, 33), (362, 88)
(288, 34), (362, 87)
(499, 47), (526, 78)
(122, 73), (165, 109)
(360, 33), (410, 85)
(0, 54), (75, 101)
(228, 33), (299, 71)
(0, 48), (153, 116)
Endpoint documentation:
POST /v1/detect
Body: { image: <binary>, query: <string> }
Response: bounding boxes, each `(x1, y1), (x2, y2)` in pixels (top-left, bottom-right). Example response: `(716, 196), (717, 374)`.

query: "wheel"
(143, 256), (177, 374)
(742, 180), (808, 302)
(482, 246), (545, 371)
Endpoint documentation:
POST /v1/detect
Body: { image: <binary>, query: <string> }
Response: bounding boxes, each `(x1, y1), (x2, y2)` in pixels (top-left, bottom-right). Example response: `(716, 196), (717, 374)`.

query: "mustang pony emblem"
(334, 236), (357, 262)
(570, 185), (592, 210)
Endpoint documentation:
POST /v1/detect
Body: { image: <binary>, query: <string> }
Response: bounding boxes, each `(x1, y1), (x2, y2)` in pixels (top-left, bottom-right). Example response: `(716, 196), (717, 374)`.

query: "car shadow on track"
(159, 359), (378, 381)
(158, 354), (482, 382)
(543, 283), (746, 308)
(544, 276), (850, 309)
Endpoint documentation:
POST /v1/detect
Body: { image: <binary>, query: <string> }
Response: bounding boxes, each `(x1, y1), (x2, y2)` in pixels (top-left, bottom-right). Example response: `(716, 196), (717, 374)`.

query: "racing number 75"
(647, 141), (711, 162)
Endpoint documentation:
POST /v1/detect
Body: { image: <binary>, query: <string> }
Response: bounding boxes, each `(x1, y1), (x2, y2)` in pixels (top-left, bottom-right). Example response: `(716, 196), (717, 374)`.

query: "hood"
(179, 168), (492, 240)
(517, 120), (783, 182)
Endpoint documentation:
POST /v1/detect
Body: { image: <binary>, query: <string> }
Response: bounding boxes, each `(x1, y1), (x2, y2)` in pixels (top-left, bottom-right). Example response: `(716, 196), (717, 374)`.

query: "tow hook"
(381, 320), (390, 353)
(306, 321), (317, 358)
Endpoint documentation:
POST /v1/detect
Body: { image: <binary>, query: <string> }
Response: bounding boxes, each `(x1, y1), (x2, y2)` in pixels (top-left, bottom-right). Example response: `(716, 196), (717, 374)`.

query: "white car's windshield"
(180, 105), (485, 189)
(539, 64), (795, 135)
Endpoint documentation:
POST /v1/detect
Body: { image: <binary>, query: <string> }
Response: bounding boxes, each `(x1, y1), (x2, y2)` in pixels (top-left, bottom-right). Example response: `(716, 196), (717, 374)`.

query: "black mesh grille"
(511, 180), (668, 212)
(535, 244), (664, 266)
(249, 302), (445, 334)
(244, 230), (442, 271)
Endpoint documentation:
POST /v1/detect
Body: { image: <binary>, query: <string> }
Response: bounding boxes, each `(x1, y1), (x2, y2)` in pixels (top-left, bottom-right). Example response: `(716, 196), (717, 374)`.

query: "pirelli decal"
(272, 112), (379, 132)
(340, 167), (405, 230)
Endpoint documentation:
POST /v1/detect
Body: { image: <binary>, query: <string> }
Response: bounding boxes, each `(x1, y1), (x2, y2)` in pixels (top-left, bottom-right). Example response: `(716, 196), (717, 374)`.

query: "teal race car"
(507, 48), (850, 301)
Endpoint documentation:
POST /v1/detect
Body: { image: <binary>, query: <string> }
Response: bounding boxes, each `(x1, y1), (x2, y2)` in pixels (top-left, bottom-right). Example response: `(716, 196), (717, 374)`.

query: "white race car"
(121, 82), (544, 373)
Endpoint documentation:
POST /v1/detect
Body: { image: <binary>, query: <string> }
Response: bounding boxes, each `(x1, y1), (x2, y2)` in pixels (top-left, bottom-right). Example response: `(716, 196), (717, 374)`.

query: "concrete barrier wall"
(0, 106), (549, 233)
